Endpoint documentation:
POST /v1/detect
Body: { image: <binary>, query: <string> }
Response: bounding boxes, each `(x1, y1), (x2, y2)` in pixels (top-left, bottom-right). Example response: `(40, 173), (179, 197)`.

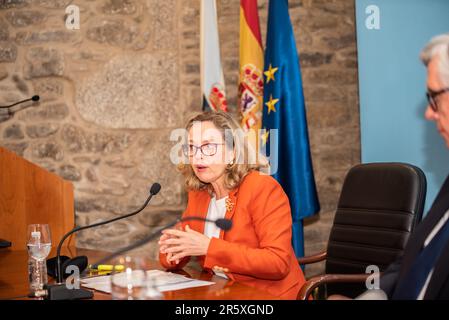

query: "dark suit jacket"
(381, 174), (449, 299)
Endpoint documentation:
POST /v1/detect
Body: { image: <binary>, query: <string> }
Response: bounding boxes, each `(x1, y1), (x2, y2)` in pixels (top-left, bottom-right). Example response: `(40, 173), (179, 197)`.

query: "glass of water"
(27, 224), (52, 293)
(110, 256), (162, 300)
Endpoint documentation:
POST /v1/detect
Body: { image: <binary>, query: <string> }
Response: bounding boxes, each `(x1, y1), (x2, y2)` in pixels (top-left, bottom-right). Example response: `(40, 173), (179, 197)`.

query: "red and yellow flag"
(239, 0), (264, 132)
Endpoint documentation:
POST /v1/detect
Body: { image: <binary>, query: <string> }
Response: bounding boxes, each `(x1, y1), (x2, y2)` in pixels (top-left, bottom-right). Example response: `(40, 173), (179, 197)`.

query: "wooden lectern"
(0, 146), (75, 250)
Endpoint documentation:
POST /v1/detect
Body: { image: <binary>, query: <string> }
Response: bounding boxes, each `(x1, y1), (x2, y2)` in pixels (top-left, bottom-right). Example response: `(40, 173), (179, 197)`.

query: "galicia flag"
(201, 0), (228, 112)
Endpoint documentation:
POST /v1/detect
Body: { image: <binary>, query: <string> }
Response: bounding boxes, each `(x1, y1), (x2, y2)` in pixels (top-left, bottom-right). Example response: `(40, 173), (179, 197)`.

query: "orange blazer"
(159, 170), (305, 299)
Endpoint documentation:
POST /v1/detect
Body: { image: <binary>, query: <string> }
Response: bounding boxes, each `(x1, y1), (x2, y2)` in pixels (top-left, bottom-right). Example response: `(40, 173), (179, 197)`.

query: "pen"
(88, 264), (125, 271)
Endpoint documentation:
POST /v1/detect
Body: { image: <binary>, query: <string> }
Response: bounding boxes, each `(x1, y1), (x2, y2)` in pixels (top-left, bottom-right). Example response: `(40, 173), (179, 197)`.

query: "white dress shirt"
(204, 195), (228, 279)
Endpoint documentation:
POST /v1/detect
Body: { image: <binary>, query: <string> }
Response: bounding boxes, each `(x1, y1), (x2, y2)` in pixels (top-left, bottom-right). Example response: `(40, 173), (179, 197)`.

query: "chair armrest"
(297, 251), (327, 265)
(297, 273), (369, 300)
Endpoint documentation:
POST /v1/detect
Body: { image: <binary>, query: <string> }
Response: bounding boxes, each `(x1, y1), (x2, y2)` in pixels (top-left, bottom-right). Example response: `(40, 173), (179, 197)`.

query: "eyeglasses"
(182, 143), (225, 157)
(426, 87), (449, 112)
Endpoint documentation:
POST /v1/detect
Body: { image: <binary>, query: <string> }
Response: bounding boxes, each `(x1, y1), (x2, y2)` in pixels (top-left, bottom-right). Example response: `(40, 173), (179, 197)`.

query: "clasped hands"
(158, 225), (211, 265)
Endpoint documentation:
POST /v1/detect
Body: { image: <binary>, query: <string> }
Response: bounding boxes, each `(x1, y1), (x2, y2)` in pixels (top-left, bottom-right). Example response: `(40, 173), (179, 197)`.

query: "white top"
(204, 195), (228, 239)
(417, 208), (449, 300)
(204, 195), (228, 279)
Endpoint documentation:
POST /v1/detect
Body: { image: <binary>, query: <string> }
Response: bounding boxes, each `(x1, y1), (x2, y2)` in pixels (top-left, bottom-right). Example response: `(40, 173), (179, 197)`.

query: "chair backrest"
(325, 162), (427, 297)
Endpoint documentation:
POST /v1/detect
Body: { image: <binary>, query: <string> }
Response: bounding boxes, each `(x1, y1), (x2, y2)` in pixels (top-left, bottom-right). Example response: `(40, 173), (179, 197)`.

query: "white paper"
(80, 270), (215, 294)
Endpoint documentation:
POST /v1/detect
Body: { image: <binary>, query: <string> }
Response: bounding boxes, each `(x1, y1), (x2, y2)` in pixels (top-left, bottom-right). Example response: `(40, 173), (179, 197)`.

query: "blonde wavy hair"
(178, 111), (268, 193)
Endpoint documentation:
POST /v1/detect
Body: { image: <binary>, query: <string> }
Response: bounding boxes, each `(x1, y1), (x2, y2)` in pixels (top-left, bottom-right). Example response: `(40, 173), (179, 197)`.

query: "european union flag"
(262, 0), (320, 258)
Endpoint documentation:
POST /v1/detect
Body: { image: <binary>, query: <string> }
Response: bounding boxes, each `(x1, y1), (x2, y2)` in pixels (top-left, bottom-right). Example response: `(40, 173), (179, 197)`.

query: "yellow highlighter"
(89, 264), (125, 272)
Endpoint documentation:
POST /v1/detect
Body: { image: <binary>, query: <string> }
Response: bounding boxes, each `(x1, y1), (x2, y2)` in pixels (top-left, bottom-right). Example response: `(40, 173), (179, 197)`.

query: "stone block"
(101, 0), (137, 15)
(15, 30), (80, 45)
(31, 141), (64, 161)
(24, 47), (64, 79)
(307, 101), (354, 129)
(137, 208), (181, 228)
(147, 0), (177, 50)
(86, 19), (138, 47)
(61, 124), (132, 154)
(5, 10), (46, 27)
(0, 141), (28, 156)
(3, 123), (24, 139)
(76, 53), (180, 129)
(26, 123), (59, 138)
(0, 42), (17, 62)
(180, 2), (199, 29)
(58, 164), (82, 181)
(31, 78), (64, 101)
(300, 52), (333, 68)
(11, 74), (28, 94)
(0, 0), (27, 9)
(18, 103), (69, 121)
(85, 167), (98, 182)
(322, 34), (356, 51)
(0, 0), (29, 10)
(304, 69), (358, 85)
(34, 0), (72, 9)
(0, 18), (8, 41)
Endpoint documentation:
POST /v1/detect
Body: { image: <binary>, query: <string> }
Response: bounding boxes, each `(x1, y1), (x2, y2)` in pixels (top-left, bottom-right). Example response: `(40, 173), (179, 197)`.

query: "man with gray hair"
(422, 33), (449, 147)
(374, 33), (449, 300)
(331, 33), (449, 300)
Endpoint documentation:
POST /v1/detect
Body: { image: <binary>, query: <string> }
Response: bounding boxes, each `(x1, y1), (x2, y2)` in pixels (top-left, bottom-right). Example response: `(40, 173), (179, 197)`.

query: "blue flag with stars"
(262, 0), (320, 258)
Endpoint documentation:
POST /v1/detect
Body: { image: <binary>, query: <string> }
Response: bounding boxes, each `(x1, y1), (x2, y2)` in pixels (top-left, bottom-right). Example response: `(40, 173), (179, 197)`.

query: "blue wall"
(356, 0), (449, 213)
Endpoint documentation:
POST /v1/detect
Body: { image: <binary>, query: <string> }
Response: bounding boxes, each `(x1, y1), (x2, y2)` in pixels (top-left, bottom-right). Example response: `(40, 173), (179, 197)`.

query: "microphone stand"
(93, 216), (232, 267)
(40, 184), (161, 300)
(54, 184), (161, 283)
(0, 95), (40, 117)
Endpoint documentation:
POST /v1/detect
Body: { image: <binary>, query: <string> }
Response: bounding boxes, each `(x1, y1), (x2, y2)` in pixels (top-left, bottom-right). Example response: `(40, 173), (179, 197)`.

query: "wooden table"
(0, 247), (278, 300)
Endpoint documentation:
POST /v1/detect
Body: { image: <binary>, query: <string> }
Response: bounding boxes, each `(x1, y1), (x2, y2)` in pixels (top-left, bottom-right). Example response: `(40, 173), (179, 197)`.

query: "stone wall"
(0, 0), (360, 277)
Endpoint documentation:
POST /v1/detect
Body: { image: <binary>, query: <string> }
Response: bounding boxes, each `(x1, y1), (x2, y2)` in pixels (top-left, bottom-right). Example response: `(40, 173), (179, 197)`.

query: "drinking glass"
(110, 256), (162, 300)
(27, 224), (52, 292)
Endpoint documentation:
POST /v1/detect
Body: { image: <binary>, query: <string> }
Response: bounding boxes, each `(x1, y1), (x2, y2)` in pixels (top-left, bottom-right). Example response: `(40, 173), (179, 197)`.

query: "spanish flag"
(239, 0), (264, 131)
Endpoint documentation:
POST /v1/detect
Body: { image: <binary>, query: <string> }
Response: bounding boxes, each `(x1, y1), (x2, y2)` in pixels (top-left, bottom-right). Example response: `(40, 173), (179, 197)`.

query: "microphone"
(214, 218), (232, 231)
(0, 238), (12, 248)
(47, 183), (161, 285)
(0, 95), (40, 116)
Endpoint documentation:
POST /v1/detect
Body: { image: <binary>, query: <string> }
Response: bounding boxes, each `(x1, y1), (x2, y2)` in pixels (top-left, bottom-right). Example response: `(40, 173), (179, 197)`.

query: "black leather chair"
(297, 162), (427, 299)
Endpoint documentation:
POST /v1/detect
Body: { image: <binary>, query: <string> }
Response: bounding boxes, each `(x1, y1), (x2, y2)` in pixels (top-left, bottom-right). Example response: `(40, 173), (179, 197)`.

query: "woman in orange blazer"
(158, 111), (305, 299)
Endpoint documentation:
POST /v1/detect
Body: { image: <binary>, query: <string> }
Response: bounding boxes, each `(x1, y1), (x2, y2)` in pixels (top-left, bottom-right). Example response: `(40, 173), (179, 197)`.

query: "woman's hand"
(159, 225), (211, 262)
(158, 225), (183, 265)
(158, 233), (174, 254)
